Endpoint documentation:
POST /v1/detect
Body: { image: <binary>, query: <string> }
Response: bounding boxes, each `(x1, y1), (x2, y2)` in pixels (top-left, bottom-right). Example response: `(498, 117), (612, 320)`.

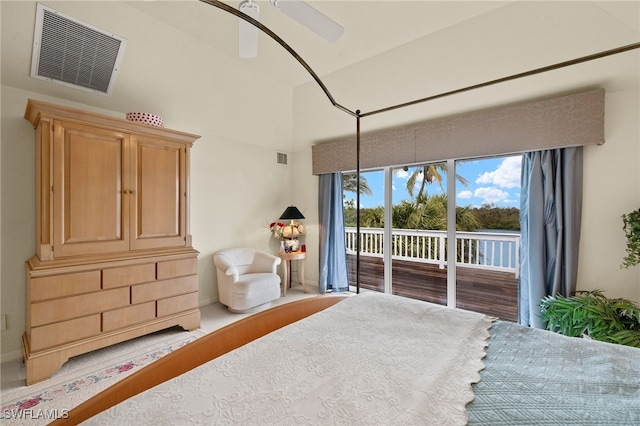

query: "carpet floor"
(1, 288), (317, 424)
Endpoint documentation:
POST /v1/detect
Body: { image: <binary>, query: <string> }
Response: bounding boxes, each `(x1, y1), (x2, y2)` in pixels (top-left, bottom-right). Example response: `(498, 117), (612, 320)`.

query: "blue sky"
(345, 155), (522, 209)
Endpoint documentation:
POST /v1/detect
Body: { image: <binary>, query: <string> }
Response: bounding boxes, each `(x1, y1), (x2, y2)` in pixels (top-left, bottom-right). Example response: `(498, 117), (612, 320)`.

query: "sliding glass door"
(454, 156), (521, 320)
(390, 163), (448, 306)
(343, 169), (384, 293)
(342, 155), (521, 321)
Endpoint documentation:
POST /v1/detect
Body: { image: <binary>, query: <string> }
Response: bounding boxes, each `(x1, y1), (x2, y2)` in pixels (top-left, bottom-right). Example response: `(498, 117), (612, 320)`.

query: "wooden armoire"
(22, 99), (201, 385)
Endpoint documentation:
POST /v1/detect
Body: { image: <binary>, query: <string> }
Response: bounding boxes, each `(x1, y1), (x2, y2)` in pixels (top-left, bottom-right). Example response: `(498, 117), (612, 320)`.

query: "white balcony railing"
(345, 227), (520, 277)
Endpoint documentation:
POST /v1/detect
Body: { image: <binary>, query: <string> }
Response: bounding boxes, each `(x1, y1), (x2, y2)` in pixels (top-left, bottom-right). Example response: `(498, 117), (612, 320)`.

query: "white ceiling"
(126, 0), (514, 86)
(123, 1), (640, 86)
(1, 1), (639, 125)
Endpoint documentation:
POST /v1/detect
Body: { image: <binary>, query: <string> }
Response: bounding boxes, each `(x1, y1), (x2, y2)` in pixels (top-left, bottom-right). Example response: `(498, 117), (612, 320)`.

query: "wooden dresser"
(22, 99), (201, 385)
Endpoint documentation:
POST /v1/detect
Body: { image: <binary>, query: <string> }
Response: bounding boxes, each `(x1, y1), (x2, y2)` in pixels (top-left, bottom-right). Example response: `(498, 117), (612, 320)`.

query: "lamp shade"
(279, 206), (305, 220)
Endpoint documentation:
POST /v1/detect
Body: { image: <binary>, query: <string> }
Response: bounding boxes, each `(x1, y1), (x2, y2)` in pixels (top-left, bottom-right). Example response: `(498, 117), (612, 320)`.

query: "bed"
(52, 292), (640, 425)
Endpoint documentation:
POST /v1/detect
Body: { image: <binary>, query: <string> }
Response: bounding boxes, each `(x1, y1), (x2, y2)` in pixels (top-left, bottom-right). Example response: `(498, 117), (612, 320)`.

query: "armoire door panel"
(53, 121), (130, 257)
(130, 137), (186, 250)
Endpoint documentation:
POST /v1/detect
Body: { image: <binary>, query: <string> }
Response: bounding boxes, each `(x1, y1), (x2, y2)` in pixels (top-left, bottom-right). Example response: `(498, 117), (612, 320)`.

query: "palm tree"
(393, 194), (447, 230)
(455, 204), (481, 232)
(342, 173), (372, 197)
(391, 193), (479, 231)
(401, 164), (469, 199)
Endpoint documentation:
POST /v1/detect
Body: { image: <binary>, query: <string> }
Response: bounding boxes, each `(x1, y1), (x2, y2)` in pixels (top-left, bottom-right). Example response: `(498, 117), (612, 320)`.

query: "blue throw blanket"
(467, 320), (640, 425)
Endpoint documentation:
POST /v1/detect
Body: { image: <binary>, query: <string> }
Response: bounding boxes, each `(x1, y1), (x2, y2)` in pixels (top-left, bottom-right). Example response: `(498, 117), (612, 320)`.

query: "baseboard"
(198, 296), (218, 307)
(1, 348), (23, 363)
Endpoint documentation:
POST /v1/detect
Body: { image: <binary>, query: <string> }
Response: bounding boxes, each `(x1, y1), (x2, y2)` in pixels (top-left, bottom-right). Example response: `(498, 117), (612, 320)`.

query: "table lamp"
(279, 206), (305, 252)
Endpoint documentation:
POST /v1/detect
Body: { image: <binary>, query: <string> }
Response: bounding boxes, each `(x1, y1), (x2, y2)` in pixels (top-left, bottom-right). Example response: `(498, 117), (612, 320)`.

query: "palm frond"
(540, 290), (640, 348)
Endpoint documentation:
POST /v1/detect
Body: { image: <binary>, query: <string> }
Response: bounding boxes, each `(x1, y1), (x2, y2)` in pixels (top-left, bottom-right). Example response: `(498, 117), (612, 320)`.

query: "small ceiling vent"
(30, 3), (127, 96)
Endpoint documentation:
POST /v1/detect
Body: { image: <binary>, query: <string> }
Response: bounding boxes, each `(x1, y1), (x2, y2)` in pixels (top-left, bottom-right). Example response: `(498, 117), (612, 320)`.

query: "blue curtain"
(519, 147), (583, 328)
(318, 173), (349, 293)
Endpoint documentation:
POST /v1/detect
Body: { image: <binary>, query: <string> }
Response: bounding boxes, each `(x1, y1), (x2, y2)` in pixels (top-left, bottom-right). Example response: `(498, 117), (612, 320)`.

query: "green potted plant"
(540, 290), (640, 348)
(621, 208), (640, 268)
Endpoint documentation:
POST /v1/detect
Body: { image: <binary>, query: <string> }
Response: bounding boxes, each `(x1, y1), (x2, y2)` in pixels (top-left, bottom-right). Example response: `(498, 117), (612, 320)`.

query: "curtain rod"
(361, 41), (640, 118)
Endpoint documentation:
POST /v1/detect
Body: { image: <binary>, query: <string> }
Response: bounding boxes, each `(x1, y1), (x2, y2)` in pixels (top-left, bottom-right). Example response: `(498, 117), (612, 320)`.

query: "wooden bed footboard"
(50, 295), (349, 425)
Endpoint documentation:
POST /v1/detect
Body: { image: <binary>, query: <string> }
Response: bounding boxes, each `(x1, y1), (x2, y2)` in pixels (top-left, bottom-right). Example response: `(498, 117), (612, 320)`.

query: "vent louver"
(277, 152), (288, 165)
(31, 3), (127, 96)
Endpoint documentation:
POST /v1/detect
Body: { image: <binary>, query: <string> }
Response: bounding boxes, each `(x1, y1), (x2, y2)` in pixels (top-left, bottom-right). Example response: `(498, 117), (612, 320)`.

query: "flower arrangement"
(269, 221), (306, 240)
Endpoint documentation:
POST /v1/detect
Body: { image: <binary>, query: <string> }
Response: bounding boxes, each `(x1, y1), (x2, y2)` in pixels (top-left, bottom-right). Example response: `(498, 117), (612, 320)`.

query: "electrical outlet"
(1, 314), (6, 331)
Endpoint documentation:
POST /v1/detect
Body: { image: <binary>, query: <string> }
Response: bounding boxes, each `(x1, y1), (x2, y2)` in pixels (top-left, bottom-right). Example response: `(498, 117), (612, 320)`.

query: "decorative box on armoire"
(22, 99), (201, 385)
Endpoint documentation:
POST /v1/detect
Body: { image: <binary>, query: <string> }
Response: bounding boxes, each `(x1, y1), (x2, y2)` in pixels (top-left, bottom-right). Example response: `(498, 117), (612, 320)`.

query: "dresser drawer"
(31, 287), (130, 327)
(157, 257), (197, 280)
(30, 270), (101, 301)
(157, 292), (198, 317)
(30, 315), (101, 351)
(102, 263), (156, 289)
(103, 302), (156, 332)
(131, 275), (197, 304)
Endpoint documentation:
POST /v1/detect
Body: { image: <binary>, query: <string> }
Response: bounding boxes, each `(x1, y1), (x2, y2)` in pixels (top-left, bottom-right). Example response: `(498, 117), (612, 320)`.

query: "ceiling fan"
(238, 0), (344, 58)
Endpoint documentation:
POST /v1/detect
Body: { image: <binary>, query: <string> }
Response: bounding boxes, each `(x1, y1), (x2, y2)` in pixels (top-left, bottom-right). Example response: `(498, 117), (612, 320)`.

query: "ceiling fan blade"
(273, 0), (344, 43)
(239, 0), (259, 58)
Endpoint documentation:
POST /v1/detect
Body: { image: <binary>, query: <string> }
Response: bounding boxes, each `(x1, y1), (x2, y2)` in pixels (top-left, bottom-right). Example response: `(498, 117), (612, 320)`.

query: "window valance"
(312, 89), (604, 175)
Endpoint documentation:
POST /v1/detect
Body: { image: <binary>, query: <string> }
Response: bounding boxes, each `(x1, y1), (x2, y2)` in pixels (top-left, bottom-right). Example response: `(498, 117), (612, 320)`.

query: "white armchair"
(213, 248), (282, 313)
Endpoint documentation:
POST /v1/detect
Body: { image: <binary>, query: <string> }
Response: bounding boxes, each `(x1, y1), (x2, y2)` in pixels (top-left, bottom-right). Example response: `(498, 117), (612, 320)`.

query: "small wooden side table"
(277, 251), (306, 296)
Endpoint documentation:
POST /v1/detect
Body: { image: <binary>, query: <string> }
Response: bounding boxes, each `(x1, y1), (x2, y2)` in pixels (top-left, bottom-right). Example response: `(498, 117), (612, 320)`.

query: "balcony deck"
(347, 254), (519, 322)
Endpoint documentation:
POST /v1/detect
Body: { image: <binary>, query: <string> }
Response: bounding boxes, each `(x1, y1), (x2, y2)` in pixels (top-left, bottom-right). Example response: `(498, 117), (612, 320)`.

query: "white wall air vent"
(277, 152), (288, 165)
(31, 3), (127, 96)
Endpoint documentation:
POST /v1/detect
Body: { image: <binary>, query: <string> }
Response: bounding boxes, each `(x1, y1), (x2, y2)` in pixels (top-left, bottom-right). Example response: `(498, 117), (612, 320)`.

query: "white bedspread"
(86, 293), (493, 425)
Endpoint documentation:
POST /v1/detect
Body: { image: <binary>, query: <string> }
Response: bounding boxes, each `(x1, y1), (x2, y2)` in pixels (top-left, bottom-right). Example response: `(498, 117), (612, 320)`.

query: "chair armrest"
(213, 254), (240, 281)
(253, 251), (281, 273)
(223, 266), (239, 277)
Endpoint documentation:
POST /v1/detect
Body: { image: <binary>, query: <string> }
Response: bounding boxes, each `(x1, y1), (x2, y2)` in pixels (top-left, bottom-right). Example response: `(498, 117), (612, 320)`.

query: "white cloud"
(476, 155), (521, 188)
(395, 168), (409, 179)
(396, 167), (424, 183)
(458, 190), (473, 199)
(474, 187), (509, 204)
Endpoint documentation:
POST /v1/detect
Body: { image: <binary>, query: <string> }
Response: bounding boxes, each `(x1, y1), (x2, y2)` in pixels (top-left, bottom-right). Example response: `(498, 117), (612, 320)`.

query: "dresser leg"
(177, 309), (201, 332)
(23, 334), (69, 385)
